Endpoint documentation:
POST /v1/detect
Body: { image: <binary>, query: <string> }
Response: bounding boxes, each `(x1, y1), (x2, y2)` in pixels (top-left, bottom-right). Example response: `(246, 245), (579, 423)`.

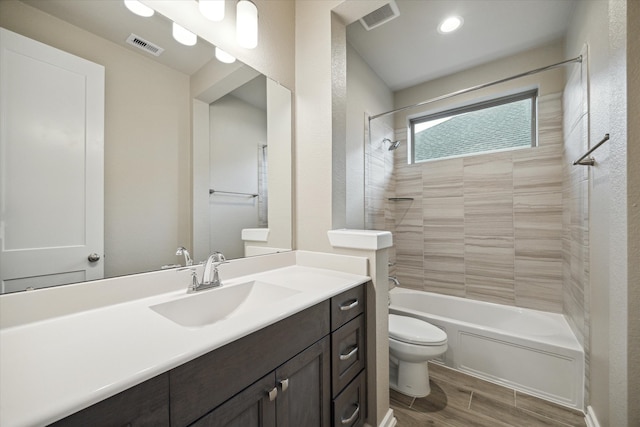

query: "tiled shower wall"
(367, 93), (566, 313)
(561, 59), (590, 403)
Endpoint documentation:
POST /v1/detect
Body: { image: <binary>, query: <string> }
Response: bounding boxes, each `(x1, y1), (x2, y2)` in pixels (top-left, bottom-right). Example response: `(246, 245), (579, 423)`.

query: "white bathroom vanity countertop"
(0, 251), (370, 427)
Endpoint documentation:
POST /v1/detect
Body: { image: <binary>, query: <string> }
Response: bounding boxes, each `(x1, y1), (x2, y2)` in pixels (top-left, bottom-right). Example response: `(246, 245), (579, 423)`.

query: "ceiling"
(20, 0), (266, 108)
(24, 0), (577, 95)
(22, 0), (217, 75)
(346, 0), (578, 91)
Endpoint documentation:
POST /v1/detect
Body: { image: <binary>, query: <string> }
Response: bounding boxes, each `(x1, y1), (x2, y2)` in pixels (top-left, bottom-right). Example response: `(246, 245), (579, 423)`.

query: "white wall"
(295, 0), (341, 253)
(346, 43), (394, 229)
(209, 96), (266, 259)
(626, 1), (640, 423)
(565, 0), (639, 425)
(295, 3), (394, 425)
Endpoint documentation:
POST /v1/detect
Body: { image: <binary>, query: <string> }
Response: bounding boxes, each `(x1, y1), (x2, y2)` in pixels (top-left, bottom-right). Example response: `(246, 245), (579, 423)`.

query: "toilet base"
(389, 359), (431, 398)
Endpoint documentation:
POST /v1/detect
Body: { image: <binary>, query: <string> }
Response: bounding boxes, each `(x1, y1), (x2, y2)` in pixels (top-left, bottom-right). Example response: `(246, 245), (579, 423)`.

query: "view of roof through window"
(411, 91), (537, 163)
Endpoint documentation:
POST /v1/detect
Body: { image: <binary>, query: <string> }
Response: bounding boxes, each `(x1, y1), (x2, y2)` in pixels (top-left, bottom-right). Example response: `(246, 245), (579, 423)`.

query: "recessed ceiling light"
(438, 15), (463, 34)
(124, 0), (154, 17)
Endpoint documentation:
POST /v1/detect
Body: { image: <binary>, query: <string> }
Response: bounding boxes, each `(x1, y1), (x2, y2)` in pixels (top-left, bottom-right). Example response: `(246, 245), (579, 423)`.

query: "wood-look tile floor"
(390, 363), (586, 427)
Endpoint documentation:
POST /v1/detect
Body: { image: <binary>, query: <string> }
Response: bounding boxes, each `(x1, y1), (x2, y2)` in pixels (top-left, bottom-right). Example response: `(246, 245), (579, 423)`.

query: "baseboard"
(379, 408), (397, 427)
(585, 406), (601, 427)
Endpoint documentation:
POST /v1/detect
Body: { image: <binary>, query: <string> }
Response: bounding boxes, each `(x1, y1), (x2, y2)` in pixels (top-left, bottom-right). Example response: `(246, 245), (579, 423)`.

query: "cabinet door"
(276, 337), (331, 427)
(190, 373), (277, 427)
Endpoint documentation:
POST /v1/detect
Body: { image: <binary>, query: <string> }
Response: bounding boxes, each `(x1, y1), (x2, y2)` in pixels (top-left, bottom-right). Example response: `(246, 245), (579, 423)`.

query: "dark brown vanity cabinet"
(48, 284), (367, 427)
(170, 300), (332, 427)
(192, 337), (331, 427)
(49, 373), (171, 427)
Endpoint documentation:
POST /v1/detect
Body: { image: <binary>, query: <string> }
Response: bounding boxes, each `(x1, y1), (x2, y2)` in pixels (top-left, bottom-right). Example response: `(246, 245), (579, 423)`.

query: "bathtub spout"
(389, 276), (400, 286)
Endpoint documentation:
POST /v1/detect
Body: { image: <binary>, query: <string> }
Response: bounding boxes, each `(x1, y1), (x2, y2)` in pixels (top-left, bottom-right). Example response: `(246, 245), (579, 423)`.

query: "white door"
(0, 28), (104, 293)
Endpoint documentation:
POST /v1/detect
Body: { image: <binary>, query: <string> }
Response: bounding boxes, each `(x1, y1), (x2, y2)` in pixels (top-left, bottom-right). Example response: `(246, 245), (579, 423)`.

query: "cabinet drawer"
(332, 371), (366, 427)
(330, 285), (364, 331)
(331, 314), (365, 395)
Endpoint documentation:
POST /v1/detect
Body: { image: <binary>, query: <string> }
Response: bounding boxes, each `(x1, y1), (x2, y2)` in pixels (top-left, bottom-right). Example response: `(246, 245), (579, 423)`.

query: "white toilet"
(388, 314), (448, 397)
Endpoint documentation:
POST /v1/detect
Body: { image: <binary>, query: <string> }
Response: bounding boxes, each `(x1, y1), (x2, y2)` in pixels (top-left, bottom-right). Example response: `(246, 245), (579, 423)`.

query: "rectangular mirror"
(0, 0), (292, 294)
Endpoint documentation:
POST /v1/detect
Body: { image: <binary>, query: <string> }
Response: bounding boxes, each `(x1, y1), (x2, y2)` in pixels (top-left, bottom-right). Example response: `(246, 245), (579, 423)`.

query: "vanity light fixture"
(199, 0), (225, 22)
(438, 15), (463, 34)
(236, 0), (258, 49)
(123, 0), (154, 17)
(215, 47), (236, 64)
(172, 22), (197, 46)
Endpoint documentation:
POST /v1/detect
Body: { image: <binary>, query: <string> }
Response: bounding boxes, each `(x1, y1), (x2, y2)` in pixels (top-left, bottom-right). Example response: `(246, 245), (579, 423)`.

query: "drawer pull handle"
(279, 378), (289, 392)
(339, 346), (358, 361)
(268, 387), (278, 401)
(339, 299), (359, 311)
(341, 403), (360, 425)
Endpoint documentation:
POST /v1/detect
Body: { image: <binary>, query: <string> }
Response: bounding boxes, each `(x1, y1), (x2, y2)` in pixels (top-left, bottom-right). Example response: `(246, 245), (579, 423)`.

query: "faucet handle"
(176, 246), (193, 266)
(211, 252), (226, 264)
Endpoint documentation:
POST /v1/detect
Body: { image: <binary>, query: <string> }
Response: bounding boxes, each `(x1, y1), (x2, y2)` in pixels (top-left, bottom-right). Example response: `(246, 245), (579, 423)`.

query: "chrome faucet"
(188, 252), (227, 293)
(176, 246), (193, 266)
(388, 276), (400, 286)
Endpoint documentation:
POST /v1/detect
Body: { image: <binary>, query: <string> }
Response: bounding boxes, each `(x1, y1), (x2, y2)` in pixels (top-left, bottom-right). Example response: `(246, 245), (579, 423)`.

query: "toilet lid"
(389, 314), (447, 345)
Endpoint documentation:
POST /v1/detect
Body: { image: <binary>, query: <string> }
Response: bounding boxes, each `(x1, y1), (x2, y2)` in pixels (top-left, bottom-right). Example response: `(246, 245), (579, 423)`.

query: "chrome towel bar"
(209, 189), (258, 197)
(573, 133), (610, 166)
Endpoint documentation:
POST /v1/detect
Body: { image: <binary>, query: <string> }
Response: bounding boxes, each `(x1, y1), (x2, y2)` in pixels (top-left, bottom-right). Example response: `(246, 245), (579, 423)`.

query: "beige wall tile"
(364, 91), (575, 314)
(465, 193), (514, 237)
(422, 157), (464, 197)
(464, 154), (514, 194)
(515, 258), (563, 312)
(513, 147), (563, 194)
(537, 93), (563, 147)
(465, 236), (515, 305)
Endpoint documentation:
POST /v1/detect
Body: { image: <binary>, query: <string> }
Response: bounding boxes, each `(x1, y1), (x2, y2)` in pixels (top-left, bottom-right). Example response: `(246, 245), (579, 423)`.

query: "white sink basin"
(150, 281), (300, 328)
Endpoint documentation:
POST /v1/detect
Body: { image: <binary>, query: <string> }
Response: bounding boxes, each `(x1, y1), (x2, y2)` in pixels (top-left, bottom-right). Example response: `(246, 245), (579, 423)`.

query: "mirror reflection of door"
(0, 28), (104, 293)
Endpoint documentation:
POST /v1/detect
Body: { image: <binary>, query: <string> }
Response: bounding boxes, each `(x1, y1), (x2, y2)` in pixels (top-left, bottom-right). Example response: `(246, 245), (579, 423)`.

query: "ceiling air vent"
(359, 0), (400, 31)
(126, 34), (164, 57)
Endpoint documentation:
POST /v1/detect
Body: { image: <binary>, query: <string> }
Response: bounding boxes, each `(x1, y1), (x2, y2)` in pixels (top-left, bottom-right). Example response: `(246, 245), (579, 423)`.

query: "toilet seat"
(389, 314), (447, 346)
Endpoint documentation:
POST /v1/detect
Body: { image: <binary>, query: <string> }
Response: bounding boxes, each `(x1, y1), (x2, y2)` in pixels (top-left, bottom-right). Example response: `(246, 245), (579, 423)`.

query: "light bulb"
(172, 22), (197, 46)
(438, 16), (463, 34)
(215, 47), (236, 64)
(199, 0), (225, 22)
(124, 0), (154, 17)
(236, 0), (258, 49)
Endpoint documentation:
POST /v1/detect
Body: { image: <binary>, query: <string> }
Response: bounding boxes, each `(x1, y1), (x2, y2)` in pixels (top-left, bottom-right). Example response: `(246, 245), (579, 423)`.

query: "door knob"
(88, 253), (101, 262)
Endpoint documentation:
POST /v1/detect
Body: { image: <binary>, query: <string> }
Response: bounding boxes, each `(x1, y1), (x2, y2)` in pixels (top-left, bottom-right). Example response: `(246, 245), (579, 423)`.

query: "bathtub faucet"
(388, 276), (400, 286)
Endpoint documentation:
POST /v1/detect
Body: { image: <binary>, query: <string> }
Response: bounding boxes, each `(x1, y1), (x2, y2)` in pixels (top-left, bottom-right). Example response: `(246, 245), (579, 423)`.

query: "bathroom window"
(410, 90), (537, 163)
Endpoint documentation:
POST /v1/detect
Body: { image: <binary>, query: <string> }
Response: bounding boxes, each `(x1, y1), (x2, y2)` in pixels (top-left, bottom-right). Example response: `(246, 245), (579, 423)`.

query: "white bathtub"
(389, 287), (584, 410)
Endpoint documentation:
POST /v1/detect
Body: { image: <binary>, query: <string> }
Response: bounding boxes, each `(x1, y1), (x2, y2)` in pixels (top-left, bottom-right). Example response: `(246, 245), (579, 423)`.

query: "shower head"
(383, 138), (401, 151)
